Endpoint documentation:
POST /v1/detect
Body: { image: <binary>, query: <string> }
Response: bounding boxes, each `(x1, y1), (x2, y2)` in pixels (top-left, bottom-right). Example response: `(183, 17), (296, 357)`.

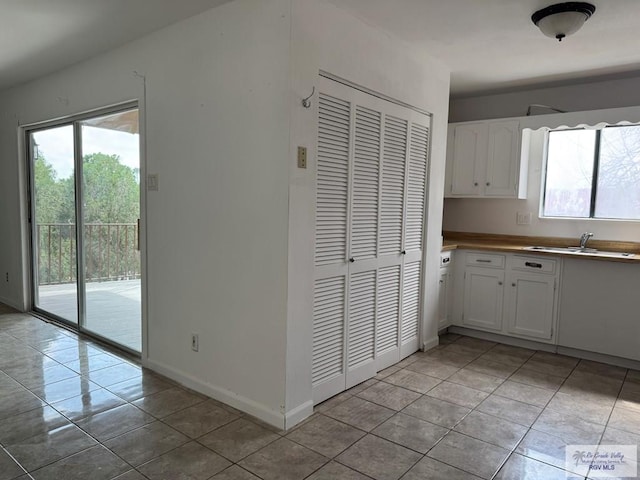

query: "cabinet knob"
(512, 283), (516, 287)
(498, 281), (503, 286)
(439, 280), (444, 284)
(486, 182), (491, 186)
(474, 182), (478, 186)
(349, 257), (355, 263)
(401, 250), (406, 255)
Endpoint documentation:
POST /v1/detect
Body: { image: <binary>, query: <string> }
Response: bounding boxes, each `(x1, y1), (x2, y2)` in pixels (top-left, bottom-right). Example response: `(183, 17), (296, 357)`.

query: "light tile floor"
(1, 303), (639, 479)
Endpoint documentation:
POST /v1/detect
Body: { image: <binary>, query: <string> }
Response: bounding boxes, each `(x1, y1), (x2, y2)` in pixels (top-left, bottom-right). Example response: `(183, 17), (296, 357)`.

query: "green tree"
(33, 154), (64, 224)
(34, 152), (140, 284)
(56, 153), (140, 223)
(83, 153), (139, 223)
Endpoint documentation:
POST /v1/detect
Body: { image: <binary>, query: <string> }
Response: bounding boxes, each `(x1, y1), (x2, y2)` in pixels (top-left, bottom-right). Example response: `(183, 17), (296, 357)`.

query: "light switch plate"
(147, 174), (158, 191)
(517, 212), (532, 225)
(297, 146), (307, 169)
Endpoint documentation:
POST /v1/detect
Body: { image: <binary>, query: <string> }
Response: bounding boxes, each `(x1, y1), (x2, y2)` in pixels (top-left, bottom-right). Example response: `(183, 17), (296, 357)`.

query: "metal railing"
(37, 223), (140, 285)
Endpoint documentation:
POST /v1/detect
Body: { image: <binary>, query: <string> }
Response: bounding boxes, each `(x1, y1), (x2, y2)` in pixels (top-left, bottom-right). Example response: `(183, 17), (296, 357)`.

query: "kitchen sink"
(524, 246), (635, 258)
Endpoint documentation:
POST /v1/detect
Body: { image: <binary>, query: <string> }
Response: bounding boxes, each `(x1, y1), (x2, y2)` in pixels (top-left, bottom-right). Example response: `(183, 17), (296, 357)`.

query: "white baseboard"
(284, 400), (313, 430)
(447, 326), (558, 353)
(144, 358), (286, 430)
(422, 335), (440, 352)
(557, 346), (640, 371)
(0, 295), (23, 311)
(448, 326), (640, 371)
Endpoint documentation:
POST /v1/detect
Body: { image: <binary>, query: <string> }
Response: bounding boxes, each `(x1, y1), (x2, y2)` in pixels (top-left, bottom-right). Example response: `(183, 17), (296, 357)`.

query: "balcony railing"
(37, 223), (140, 285)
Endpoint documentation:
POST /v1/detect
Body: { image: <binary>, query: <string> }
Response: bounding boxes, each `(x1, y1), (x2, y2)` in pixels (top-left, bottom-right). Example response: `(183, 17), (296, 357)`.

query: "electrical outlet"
(517, 212), (532, 225)
(191, 333), (199, 352)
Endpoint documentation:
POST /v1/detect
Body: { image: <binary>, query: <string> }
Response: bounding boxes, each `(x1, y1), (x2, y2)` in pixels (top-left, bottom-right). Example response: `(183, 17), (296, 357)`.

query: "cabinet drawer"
(466, 252), (505, 269)
(512, 256), (556, 274)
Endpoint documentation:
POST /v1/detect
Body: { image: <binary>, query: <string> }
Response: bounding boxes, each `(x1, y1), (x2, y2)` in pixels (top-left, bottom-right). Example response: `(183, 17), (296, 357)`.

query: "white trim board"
(143, 358), (288, 430)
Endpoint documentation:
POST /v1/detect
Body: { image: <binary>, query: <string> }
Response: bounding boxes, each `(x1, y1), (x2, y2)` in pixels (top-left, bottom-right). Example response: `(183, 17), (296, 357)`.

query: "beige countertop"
(442, 232), (640, 264)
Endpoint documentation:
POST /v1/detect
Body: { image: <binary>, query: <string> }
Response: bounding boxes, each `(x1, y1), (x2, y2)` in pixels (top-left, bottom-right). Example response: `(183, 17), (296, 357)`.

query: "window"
(543, 125), (640, 220)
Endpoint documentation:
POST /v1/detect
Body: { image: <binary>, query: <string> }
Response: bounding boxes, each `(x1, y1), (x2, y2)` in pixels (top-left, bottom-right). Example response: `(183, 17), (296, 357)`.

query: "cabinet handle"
(349, 257), (355, 263)
(476, 259), (492, 263)
(525, 262), (543, 269)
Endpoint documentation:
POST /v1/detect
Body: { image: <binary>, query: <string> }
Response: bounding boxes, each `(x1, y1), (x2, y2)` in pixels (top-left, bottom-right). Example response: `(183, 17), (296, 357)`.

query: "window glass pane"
(596, 126), (640, 220)
(543, 129), (596, 217)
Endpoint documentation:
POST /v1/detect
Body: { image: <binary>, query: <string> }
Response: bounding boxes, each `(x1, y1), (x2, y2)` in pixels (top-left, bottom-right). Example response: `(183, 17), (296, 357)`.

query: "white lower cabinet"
(558, 258), (640, 361)
(505, 271), (555, 340)
(438, 251), (453, 329)
(463, 267), (504, 331)
(438, 270), (450, 329)
(457, 251), (558, 343)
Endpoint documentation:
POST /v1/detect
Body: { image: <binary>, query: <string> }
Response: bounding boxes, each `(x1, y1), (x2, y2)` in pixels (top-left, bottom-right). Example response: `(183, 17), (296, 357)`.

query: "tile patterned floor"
(1, 302), (639, 479)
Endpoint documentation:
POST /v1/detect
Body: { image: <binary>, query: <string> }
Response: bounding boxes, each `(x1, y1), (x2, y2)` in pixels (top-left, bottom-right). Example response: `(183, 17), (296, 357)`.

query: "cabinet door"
(485, 120), (519, 197)
(438, 270), (449, 328)
(451, 123), (487, 196)
(463, 267), (504, 331)
(505, 272), (555, 340)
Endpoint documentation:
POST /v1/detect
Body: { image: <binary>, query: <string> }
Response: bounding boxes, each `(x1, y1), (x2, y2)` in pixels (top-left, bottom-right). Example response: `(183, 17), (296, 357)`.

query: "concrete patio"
(37, 279), (141, 352)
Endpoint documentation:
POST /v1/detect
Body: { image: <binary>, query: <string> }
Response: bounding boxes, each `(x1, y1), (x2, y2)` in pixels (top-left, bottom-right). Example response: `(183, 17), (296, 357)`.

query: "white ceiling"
(325, 0), (640, 97)
(0, 0), (230, 90)
(1, 1), (640, 97)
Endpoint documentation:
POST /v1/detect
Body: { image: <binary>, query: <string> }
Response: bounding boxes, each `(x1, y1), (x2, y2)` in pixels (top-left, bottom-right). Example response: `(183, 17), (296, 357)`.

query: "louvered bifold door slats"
(379, 115), (408, 257)
(312, 89), (352, 404)
(312, 277), (345, 386)
(376, 265), (401, 370)
(399, 117), (430, 358)
(405, 123), (430, 253)
(315, 93), (351, 268)
(350, 106), (381, 261)
(313, 75), (432, 404)
(401, 260), (421, 355)
(346, 270), (377, 388)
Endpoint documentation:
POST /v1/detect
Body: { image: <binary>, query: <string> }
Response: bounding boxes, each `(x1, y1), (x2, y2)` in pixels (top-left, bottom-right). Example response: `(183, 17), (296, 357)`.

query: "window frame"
(540, 124), (640, 221)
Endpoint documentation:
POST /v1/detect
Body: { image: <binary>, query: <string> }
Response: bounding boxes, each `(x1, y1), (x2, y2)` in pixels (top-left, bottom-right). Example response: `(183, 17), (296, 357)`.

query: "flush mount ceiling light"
(531, 2), (596, 41)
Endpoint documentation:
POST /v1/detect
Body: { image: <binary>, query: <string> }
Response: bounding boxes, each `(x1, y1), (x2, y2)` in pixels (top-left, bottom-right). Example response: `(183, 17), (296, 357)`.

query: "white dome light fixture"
(532, 2), (596, 41)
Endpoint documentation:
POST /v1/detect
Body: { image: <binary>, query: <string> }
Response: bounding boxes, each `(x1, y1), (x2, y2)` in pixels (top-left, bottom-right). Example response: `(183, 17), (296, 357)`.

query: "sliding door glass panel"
(80, 109), (141, 351)
(31, 126), (79, 324)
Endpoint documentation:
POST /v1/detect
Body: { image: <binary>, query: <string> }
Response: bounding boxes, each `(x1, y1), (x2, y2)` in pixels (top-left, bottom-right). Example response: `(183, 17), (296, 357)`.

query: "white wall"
(0, 0), (292, 426)
(444, 77), (640, 242)
(284, 0), (451, 426)
(0, 0), (453, 429)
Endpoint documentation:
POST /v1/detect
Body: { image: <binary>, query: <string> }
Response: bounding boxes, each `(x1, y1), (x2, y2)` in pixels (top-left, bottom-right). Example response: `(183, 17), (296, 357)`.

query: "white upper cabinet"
(446, 119), (524, 198)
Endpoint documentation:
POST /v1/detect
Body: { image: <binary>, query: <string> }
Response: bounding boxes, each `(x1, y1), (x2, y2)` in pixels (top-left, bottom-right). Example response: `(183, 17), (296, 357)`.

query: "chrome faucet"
(579, 232), (594, 249)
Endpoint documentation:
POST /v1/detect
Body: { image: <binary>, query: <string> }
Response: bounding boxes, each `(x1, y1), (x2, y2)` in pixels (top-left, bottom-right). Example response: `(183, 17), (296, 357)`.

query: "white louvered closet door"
(312, 88), (351, 404)
(344, 103), (382, 389)
(312, 75), (431, 404)
(400, 115), (431, 358)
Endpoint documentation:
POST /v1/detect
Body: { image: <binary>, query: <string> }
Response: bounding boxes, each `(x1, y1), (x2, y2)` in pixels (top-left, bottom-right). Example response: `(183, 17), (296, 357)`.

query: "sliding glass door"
(29, 106), (141, 353)
(31, 125), (79, 324)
